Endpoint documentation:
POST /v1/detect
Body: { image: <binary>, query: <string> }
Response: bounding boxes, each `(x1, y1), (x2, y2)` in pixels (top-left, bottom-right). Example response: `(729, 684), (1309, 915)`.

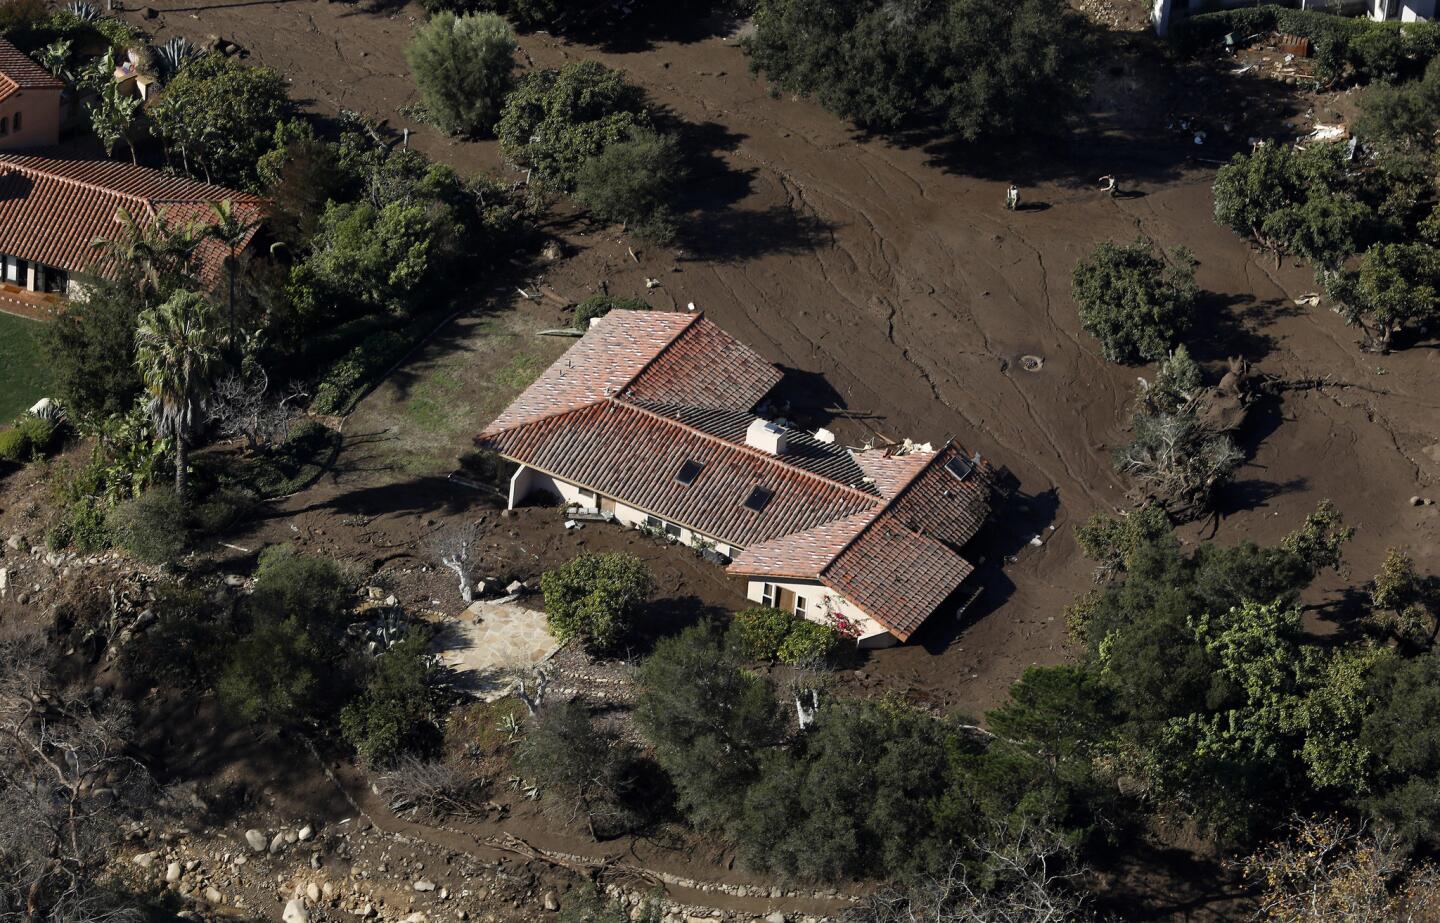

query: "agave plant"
(64, 1), (100, 21)
(154, 36), (200, 81)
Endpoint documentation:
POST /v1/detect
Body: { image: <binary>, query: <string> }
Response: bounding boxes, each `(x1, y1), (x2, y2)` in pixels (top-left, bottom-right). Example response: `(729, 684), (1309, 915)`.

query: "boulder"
(542, 892), (558, 912)
(270, 832), (286, 854)
(413, 879), (436, 892)
(306, 883), (320, 902)
(283, 899), (309, 923)
(765, 914), (786, 923)
(205, 887), (223, 904)
(166, 862), (182, 883)
(132, 851), (158, 868)
(244, 829), (266, 852)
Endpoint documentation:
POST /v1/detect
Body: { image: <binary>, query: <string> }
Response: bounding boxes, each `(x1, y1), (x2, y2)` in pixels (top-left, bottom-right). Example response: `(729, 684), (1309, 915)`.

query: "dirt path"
(119, 0), (1440, 714)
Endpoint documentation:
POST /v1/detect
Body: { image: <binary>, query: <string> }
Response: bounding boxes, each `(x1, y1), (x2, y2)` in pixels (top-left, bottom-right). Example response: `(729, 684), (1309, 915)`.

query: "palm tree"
(205, 199), (261, 359)
(93, 206), (205, 296)
(135, 291), (224, 502)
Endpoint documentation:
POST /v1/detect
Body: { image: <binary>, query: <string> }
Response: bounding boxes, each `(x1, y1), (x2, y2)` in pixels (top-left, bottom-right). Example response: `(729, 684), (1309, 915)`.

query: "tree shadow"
(1212, 475), (1309, 519)
(1188, 290), (1281, 364)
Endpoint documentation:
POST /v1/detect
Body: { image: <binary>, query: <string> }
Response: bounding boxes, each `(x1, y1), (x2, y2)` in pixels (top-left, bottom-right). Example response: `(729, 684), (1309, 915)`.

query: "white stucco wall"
(506, 464), (903, 646)
(743, 578), (898, 648)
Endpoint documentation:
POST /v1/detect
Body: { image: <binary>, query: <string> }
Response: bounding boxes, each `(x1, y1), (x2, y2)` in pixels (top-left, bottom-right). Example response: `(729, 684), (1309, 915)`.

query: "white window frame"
(794, 595), (808, 617)
(761, 583), (777, 607)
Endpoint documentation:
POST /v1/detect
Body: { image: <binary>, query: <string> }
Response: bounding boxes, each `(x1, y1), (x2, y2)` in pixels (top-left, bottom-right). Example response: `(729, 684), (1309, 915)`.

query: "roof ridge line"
(616, 398), (882, 504)
(819, 443), (955, 580)
(0, 158), (155, 208)
(611, 309), (702, 395)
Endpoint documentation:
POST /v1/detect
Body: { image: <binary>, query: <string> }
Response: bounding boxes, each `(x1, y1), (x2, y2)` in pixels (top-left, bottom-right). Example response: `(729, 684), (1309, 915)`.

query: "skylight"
(742, 485), (774, 513)
(945, 456), (975, 483)
(676, 459), (706, 485)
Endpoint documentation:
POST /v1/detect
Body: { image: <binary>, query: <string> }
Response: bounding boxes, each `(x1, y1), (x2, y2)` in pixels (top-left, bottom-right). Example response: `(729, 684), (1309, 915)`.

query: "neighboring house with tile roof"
(0, 153), (263, 300)
(478, 310), (1001, 647)
(0, 37), (63, 153)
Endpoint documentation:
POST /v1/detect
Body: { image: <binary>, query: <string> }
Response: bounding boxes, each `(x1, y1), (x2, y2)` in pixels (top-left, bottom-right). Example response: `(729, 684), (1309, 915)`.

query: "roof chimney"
(745, 418), (789, 455)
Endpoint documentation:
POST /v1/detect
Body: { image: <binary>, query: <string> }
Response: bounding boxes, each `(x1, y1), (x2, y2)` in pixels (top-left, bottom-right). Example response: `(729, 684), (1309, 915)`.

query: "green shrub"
(745, 0), (1087, 141)
(116, 582), (223, 689)
(573, 295), (649, 329)
(149, 53), (293, 188)
(732, 606), (839, 665)
(312, 330), (411, 415)
(1072, 238), (1197, 364)
(776, 618), (840, 665)
(15, 414), (56, 451)
(406, 12), (517, 136)
(340, 630), (445, 765)
(574, 126), (686, 242)
(540, 552), (654, 653)
(0, 0), (48, 36)
(518, 699), (646, 838)
(497, 60), (651, 192)
(191, 486), (258, 534)
(109, 487), (189, 565)
(48, 496), (111, 553)
(0, 427), (29, 463)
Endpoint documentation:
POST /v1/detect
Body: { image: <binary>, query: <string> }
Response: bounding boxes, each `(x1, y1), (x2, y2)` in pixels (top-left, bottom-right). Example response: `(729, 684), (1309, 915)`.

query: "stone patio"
(429, 598), (561, 700)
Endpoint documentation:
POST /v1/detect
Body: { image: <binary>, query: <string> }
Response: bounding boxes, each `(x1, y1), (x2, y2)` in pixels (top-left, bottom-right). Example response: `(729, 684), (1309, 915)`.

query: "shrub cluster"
(0, 414), (58, 464)
(540, 552), (654, 653)
(731, 606), (840, 666)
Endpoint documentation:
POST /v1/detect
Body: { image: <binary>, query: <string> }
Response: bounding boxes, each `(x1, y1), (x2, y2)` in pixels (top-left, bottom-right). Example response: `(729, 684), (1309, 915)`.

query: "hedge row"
(310, 309), (453, 416)
(1174, 8), (1440, 84)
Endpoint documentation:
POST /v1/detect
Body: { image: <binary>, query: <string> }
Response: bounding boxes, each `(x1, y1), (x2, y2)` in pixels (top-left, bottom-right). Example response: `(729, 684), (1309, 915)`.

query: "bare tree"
(0, 627), (153, 923)
(432, 523), (481, 604)
(208, 368), (305, 452)
(846, 821), (1092, 923)
(378, 756), (489, 820)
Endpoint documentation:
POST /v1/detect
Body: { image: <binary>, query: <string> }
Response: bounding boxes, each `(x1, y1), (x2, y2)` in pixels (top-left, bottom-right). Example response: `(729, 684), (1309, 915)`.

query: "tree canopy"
(406, 12), (517, 137)
(1071, 239), (1197, 364)
(744, 0), (1088, 142)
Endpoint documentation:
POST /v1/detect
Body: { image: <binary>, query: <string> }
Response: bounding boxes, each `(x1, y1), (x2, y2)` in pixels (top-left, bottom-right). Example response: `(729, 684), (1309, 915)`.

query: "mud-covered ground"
(3, 1), (1437, 917)
(108, 0), (1440, 710)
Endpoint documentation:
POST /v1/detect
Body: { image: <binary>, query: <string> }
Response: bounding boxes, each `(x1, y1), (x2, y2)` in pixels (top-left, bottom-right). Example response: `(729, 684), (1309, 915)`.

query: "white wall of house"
(507, 464), (739, 556)
(1373, 0), (1437, 20)
(743, 578), (898, 649)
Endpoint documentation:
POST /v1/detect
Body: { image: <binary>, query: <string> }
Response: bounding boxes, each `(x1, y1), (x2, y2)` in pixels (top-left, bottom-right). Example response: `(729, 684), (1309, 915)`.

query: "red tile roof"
(823, 514), (976, 641)
(483, 400), (877, 548)
(624, 315), (782, 409)
(0, 38), (63, 104)
(0, 154), (263, 287)
(479, 310), (999, 642)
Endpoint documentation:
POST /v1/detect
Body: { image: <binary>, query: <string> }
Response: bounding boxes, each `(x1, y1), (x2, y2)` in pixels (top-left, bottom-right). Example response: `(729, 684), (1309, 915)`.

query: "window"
(761, 583), (777, 607)
(0, 117), (8, 136)
(664, 522), (682, 539)
(675, 459), (705, 485)
(3, 257), (21, 285)
(43, 268), (67, 294)
(945, 455), (975, 482)
(742, 485), (773, 513)
(577, 487), (597, 506)
(12, 112), (19, 132)
(794, 595), (808, 617)
(645, 515), (664, 530)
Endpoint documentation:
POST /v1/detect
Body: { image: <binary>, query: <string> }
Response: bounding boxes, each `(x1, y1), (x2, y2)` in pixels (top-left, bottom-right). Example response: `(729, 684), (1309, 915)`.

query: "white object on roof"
(813, 427), (836, 444)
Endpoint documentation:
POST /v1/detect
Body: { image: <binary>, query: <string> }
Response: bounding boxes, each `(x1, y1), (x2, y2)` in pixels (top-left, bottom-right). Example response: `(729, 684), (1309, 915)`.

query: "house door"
(777, 588), (796, 613)
(599, 496), (616, 515)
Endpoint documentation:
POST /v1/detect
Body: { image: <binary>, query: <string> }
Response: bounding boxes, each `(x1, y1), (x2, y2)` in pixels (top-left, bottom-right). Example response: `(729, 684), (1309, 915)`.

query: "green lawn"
(0, 312), (52, 422)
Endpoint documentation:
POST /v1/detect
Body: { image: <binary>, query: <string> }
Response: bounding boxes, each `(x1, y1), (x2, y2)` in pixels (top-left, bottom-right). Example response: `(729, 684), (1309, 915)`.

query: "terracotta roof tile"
(0, 155), (262, 286)
(481, 400), (878, 548)
(727, 511), (874, 579)
(481, 311), (698, 434)
(0, 38), (63, 104)
(822, 514), (975, 641)
(853, 449), (935, 498)
(624, 315), (781, 409)
(887, 446), (999, 550)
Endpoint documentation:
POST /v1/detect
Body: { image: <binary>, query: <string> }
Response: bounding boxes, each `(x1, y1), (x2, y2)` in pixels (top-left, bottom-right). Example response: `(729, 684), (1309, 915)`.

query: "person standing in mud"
(1099, 175), (1118, 197)
(1005, 183), (1019, 211)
